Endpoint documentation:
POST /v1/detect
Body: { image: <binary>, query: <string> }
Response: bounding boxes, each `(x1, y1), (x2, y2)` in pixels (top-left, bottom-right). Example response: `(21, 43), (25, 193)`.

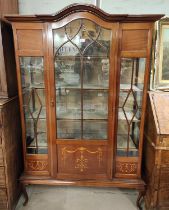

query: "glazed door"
(49, 16), (118, 179)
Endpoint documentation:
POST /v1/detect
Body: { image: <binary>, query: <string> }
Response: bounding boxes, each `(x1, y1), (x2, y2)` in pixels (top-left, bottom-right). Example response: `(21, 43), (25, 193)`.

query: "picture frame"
(153, 18), (169, 90)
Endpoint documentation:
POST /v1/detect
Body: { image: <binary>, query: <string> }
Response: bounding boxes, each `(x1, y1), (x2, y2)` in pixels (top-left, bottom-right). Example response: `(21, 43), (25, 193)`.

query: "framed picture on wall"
(154, 18), (169, 90)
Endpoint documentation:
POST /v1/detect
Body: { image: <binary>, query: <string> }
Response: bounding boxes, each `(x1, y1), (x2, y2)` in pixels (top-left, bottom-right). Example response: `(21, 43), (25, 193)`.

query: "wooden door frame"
(45, 12), (120, 179)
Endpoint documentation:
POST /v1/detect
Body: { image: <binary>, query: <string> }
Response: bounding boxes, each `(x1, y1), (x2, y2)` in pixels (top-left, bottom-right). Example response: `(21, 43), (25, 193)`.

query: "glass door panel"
(83, 90), (108, 119)
(55, 57), (81, 88)
(53, 19), (111, 140)
(117, 58), (146, 157)
(57, 120), (81, 139)
(83, 58), (109, 89)
(83, 120), (107, 139)
(56, 89), (81, 119)
(20, 57), (48, 154)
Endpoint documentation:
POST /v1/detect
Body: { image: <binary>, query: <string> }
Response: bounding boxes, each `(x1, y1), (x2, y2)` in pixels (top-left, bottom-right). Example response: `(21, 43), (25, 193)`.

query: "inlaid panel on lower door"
(57, 144), (107, 179)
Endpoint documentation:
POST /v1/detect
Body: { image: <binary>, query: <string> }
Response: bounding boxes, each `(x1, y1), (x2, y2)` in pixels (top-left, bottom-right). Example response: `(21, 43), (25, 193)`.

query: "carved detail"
(5, 4), (164, 23)
(116, 162), (137, 174)
(27, 160), (48, 171)
(62, 147), (103, 172)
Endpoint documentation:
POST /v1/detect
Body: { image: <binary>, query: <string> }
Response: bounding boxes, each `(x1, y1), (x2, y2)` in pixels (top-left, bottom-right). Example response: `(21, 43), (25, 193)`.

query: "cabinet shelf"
(118, 111), (140, 122)
(24, 107), (46, 119)
(56, 84), (109, 90)
(56, 110), (108, 120)
(23, 85), (45, 90)
(120, 84), (142, 92)
(117, 134), (138, 149)
(55, 55), (109, 59)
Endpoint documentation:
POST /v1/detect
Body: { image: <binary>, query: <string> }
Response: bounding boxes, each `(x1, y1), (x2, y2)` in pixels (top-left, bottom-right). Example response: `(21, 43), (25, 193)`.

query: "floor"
(16, 186), (144, 210)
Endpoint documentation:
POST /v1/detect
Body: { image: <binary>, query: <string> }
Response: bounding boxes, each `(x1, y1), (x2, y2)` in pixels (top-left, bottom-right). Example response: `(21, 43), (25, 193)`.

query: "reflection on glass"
(55, 57), (81, 88)
(83, 58), (109, 88)
(83, 120), (107, 139)
(83, 90), (108, 119)
(20, 57), (44, 88)
(54, 19), (111, 140)
(56, 89), (81, 119)
(57, 120), (81, 139)
(20, 57), (47, 154)
(23, 88), (46, 119)
(120, 58), (146, 90)
(117, 58), (146, 157)
(53, 19), (111, 57)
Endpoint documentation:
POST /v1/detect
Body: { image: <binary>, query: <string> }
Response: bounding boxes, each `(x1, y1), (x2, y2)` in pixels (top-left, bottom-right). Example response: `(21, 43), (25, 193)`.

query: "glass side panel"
(117, 58), (146, 157)
(20, 57), (48, 154)
(53, 19), (112, 140)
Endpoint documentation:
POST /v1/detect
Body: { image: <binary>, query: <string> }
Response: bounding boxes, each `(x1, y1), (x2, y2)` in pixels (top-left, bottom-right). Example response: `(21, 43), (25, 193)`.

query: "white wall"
(19, 0), (169, 16)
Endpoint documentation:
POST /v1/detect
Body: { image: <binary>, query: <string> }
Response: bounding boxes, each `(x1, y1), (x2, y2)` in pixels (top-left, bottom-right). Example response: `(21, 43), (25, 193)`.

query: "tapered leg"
(137, 189), (146, 210)
(21, 182), (29, 206)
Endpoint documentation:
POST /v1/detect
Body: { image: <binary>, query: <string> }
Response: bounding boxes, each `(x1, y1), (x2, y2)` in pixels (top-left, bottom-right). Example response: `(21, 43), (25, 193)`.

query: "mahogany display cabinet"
(6, 4), (163, 209)
(143, 92), (169, 210)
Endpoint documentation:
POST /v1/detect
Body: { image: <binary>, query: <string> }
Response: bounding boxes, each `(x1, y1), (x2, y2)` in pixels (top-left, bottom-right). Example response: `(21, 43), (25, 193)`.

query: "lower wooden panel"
(25, 155), (49, 176)
(158, 187), (169, 206)
(0, 148), (4, 166)
(57, 145), (108, 179)
(0, 167), (6, 186)
(160, 167), (169, 186)
(0, 188), (8, 210)
(115, 157), (138, 178)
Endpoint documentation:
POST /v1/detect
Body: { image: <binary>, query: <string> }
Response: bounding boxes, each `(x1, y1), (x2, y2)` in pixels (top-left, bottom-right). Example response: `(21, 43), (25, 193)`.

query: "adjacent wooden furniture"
(143, 92), (169, 210)
(0, 97), (23, 210)
(6, 4), (163, 209)
(0, 20), (18, 98)
(0, 0), (18, 98)
(0, 0), (18, 18)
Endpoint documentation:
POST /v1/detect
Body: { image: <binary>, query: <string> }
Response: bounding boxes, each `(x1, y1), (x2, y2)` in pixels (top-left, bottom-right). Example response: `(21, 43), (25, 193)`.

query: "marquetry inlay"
(116, 162), (137, 174)
(27, 160), (48, 171)
(61, 147), (103, 172)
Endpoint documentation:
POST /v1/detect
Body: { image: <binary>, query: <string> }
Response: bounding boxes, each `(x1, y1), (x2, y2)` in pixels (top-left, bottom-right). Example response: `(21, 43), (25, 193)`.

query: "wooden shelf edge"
(19, 174), (145, 190)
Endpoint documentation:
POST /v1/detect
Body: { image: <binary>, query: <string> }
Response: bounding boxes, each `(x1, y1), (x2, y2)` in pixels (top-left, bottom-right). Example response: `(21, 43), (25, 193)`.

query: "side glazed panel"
(115, 23), (152, 178)
(13, 23), (50, 175)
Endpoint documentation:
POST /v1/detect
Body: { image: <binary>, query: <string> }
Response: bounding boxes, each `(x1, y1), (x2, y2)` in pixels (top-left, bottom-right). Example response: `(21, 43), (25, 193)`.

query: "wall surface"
(19, 0), (169, 16)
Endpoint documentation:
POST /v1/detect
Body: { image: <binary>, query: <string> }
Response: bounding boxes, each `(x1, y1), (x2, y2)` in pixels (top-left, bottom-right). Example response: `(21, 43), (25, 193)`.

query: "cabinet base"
(20, 174), (145, 209)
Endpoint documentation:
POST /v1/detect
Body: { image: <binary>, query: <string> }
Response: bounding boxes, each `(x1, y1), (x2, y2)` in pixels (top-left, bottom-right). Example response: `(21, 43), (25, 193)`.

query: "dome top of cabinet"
(5, 3), (164, 22)
(149, 91), (169, 135)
